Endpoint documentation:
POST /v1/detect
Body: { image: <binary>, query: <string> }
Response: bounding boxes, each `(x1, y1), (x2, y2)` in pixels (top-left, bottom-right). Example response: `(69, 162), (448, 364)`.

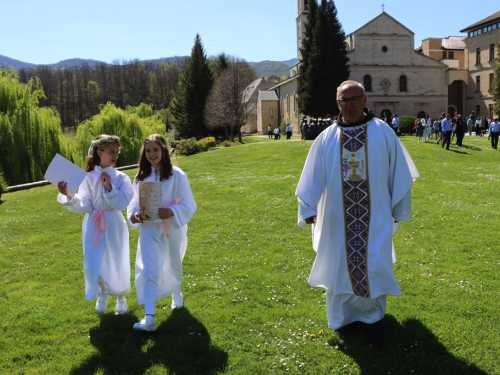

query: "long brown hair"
(135, 134), (173, 182)
(85, 134), (121, 172)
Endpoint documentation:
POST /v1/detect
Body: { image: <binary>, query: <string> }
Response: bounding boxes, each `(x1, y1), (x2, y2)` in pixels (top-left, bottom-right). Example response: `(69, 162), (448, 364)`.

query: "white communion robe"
(296, 118), (419, 329)
(127, 166), (197, 306)
(58, 166), (134, 300)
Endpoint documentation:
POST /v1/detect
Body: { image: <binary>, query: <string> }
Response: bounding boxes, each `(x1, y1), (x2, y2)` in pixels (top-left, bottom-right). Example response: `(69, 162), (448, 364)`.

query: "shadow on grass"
(449, 149), (470, 155)
(70, 308), (228, 375)
(328, 315), (487, 375)
(461, 144), (483, 151)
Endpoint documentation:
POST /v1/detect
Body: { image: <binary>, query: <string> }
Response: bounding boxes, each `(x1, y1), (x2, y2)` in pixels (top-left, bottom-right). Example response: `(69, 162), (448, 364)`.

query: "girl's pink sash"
(92, 208), (113, 244)
(156, 198), (178, 238)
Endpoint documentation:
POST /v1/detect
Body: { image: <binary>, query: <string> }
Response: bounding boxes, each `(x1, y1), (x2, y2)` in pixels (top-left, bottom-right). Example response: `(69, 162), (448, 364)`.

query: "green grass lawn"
(1, 133), (499, 374)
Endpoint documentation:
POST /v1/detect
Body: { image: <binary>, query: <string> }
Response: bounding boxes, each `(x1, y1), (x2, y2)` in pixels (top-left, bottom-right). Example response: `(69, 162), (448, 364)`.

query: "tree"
(205, 60), (257, 142)
(493, 42), (500, 117)
(171, 34), (214, 138)
(0, 67), (69, 185)
(297, 0), (317, 115)
(298, 0), (350, 118)
(210, 52), (231, 78)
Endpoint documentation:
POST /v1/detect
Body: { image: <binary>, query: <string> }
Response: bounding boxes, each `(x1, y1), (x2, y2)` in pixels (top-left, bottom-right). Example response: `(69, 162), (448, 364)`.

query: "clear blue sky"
(1, 0), (498, 65)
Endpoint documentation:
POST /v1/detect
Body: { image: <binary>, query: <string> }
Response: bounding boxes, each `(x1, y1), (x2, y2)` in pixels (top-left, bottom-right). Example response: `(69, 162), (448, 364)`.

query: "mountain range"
(0, 54), (297, 78)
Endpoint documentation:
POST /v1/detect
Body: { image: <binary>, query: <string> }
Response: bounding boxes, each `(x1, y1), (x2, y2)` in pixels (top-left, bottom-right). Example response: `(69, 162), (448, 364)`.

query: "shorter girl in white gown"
(57, 134), (133, 314)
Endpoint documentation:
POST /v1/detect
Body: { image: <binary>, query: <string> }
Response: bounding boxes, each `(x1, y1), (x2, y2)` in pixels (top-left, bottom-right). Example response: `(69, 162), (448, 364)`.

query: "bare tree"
(205, 59), (256, 142)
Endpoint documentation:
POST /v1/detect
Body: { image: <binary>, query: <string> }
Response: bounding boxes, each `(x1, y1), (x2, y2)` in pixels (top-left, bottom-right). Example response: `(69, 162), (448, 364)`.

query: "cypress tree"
(298, 0), (350, 118)
(171, 34), (214, 138)
(297, 0), (317, 115)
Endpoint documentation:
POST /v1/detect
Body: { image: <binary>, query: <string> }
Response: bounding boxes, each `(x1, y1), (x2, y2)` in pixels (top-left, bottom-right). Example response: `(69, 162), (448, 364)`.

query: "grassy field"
(1, 133), (499, 374)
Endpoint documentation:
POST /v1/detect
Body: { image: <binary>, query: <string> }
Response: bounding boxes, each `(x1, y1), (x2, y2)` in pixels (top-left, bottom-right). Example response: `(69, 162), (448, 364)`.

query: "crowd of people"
(410, 112), (499, 150)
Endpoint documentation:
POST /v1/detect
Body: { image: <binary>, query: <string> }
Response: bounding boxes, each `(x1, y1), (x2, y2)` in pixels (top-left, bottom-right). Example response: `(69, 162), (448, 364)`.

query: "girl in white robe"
(128, 134), (196, 331)
(57, 134), (134, 315)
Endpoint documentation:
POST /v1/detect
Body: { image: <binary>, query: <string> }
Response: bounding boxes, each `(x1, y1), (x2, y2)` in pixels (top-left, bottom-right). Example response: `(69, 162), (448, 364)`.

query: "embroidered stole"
(341, 125), (370, 298)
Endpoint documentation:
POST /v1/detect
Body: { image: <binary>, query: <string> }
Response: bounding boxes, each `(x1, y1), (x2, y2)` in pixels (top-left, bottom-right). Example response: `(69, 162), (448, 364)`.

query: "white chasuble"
(296, 118), (419, 300)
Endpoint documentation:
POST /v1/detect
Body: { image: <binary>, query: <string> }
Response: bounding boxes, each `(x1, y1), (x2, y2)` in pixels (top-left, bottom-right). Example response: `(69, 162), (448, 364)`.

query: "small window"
(399, 75), (407, 92)
(382, 46), (388, 52)
(490, 44), (495, 61)
(442, 51), (447, 59)
(270, 108), (273, 118)
(476, 105), (480, 116)
(490, 73), (494, 90)
(363, 75), (372, 92)
(476, 47), (481, 64)
(493, 24), (498, 30)
(448, 51), (454, 59)
(476, 76), (481, 92)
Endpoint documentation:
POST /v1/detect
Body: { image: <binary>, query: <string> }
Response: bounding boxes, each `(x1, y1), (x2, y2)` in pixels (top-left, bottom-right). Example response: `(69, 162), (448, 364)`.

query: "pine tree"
(211, 52), (231, 78)
(171, 34), (214, 138)
(493, 42), (500, 117)
(298, 0), (350, 118)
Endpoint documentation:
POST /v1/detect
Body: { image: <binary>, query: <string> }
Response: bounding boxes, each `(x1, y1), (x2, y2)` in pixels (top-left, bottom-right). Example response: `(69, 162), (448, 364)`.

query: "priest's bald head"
(336, 81), (368, 124)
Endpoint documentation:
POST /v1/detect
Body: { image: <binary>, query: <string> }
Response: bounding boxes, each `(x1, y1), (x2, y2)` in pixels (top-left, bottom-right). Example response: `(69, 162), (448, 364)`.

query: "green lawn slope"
(1, 134), (499, 374)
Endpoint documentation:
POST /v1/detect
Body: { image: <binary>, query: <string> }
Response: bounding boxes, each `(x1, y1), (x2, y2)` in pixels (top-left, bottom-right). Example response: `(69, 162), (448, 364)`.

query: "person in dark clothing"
(453, 114), (465, 147)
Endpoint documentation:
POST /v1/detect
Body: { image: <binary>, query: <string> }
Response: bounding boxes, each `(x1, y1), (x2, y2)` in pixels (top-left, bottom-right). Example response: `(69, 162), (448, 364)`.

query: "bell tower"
(296, 0), (310, 61)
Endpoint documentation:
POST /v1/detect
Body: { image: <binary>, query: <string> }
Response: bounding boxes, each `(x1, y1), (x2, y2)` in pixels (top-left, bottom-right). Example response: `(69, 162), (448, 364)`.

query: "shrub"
(0, 171), (7, 201)
(280, 119), (287, 134)
(197, 137), (217, 151)
(399, 116), (417, 135)
(175, 138), (202, 156)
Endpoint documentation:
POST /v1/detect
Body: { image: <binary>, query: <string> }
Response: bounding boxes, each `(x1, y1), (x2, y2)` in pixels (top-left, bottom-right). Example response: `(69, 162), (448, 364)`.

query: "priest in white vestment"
(296, 81), (419, 343)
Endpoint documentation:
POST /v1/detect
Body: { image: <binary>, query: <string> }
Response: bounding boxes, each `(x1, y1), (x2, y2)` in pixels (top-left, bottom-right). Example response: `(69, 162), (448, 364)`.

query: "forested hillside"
(249, 60), (292, 78)
(17, 60), (184, 128)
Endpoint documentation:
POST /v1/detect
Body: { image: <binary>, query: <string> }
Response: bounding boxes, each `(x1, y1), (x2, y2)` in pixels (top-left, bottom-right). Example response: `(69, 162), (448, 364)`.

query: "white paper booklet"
(44, 154), (87, 198)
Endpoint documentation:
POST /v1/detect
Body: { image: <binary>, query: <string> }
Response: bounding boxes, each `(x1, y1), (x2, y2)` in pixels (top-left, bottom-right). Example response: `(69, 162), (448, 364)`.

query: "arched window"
(363, 75), (372, 92)
(399, 75), (407, 92)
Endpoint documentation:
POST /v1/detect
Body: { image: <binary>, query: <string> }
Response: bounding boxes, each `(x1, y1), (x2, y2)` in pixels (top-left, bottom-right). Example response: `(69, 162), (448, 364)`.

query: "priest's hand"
(305, 216), (316, 225)
(131, 213), (144, 224)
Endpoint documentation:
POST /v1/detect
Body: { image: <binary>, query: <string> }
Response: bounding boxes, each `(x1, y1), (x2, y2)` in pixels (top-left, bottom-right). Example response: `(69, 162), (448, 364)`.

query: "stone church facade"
(345, 12), (448, 119)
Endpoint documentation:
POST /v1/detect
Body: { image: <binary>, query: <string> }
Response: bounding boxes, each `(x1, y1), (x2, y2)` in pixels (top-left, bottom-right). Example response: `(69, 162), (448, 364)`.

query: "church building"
(252, 1), (498, 134)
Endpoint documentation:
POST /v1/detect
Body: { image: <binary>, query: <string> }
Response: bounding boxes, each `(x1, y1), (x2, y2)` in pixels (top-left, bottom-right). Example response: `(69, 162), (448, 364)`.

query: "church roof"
(242, 78), (273, 104)
(460, 10), (500, 32)
(346, 12), (414, 36)
(258, 90), (278, 101)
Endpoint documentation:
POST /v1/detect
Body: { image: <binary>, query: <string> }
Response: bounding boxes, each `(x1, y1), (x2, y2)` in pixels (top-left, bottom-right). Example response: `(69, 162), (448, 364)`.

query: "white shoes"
(171, 292), (184, 309)
(133, 315), (156, 332)
(115, 298), (128, 315)
(95, 292), (108, 313)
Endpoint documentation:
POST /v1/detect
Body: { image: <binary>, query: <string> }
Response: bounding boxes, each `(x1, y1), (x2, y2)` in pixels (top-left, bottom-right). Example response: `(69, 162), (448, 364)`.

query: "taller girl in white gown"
(128, 134), (197, 331)
(57, 134), (133, 315)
